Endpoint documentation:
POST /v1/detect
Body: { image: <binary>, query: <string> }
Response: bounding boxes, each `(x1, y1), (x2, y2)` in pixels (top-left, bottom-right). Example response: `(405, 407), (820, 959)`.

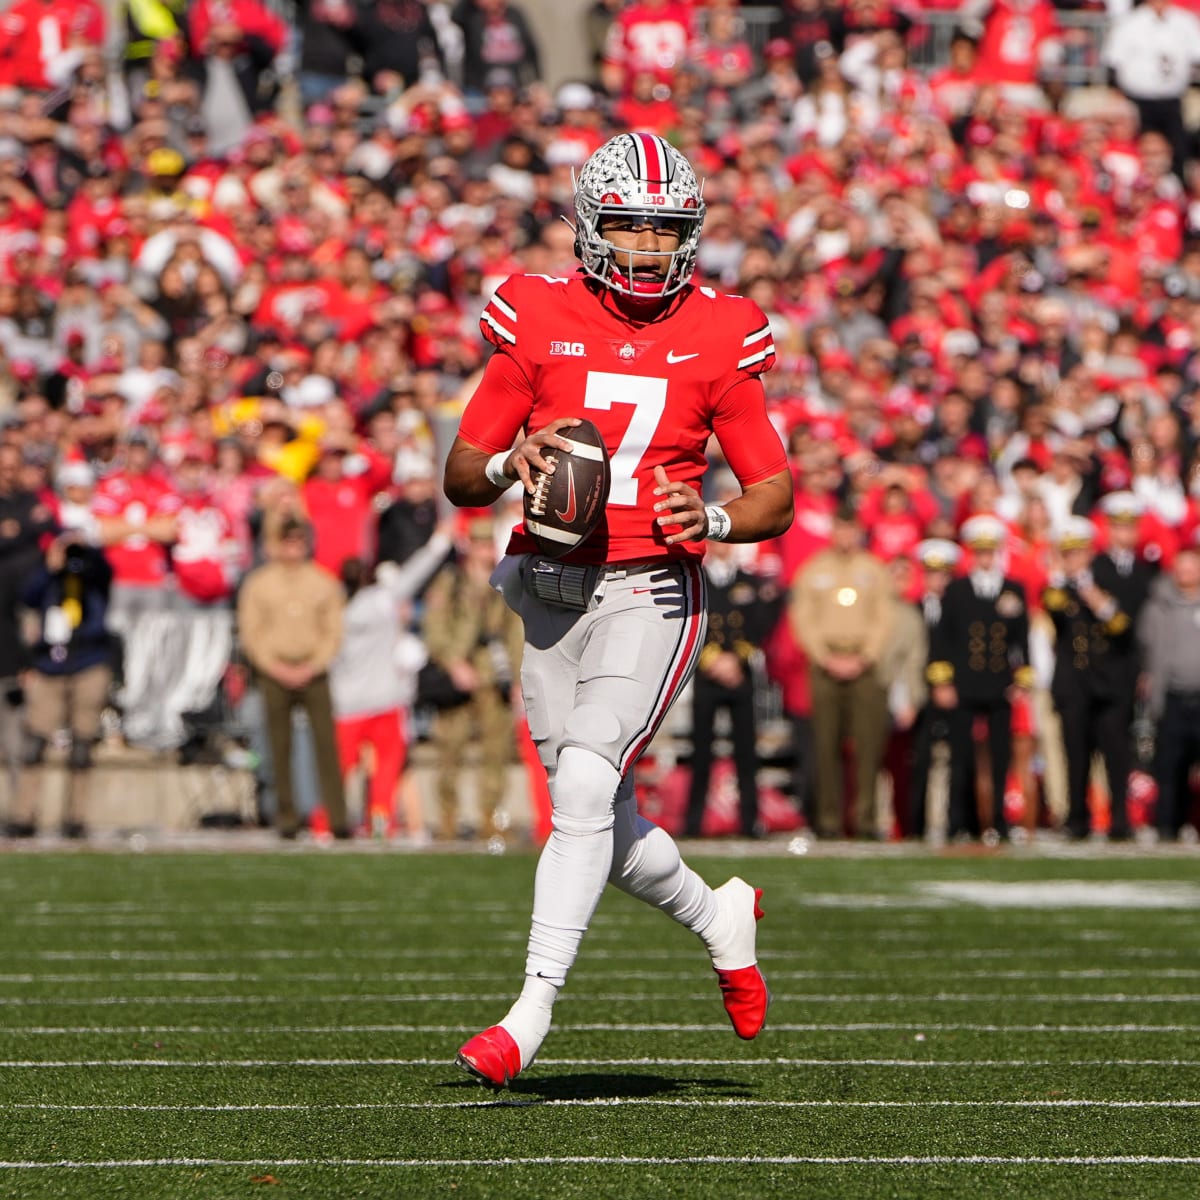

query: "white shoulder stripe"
(489, 293), (517, 322)
(737, 344), (775, 369)
(742, 324), (772, 347)
(482, 311), (517, 344)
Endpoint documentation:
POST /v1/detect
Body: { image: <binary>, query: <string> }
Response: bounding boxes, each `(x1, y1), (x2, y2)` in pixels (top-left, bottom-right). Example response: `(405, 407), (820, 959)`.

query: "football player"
(443, 132), (794, 1089)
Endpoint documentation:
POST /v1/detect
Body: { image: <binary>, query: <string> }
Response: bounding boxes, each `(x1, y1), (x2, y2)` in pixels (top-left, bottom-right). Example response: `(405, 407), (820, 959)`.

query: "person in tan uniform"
(237, 515), (348, 839)
(422, 518), (524, 842)
(791, 503), (893, 837)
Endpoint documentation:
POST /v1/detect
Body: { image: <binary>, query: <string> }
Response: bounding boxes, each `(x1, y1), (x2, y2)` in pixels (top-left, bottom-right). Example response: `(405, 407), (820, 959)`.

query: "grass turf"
(0, 848), (1198, 1199)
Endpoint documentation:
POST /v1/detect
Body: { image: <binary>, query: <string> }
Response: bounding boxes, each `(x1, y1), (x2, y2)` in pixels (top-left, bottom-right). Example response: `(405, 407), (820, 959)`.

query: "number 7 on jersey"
(583, 371), (667, 507)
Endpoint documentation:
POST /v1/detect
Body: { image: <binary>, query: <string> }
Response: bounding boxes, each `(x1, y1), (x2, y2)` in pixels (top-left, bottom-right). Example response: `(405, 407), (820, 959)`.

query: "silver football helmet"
(572, 132), (705, 300)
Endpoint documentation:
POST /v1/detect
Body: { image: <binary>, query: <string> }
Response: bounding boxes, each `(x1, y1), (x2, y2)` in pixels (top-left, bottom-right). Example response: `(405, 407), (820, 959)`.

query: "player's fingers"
(541, 418), (581, 449)
(512, 457), (535, 493)
(658, 504), (703, 534)
(653, 465), (671, 493)
(653, 491), (696, 513)
(663, 513), (706, 544)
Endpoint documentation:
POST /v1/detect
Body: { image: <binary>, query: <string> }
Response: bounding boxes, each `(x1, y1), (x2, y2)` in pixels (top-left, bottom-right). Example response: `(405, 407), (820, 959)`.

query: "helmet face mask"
(572, 132), (705, 300)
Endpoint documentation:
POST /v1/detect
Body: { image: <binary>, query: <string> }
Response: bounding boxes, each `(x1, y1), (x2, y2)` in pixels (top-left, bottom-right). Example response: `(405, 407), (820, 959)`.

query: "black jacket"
(451, 0), (541, 92)
(928, 576), (1031, 704)
(697, 566), (783, 692)
(1089, 551), (1152, 693)
(1044, 567), (1143, 705)
(0, 488), (57, 562)
(356, 0), (445, 86)
(22, 544), (113, 677)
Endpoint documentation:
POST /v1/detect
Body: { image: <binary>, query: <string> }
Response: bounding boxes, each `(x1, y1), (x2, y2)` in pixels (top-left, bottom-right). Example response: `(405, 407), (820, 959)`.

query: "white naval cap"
(1098, 490), (1144, 523)
(1057, 516), (1098, 550)
(960, 515), (1006, 550)
(915, 538), (962, 571)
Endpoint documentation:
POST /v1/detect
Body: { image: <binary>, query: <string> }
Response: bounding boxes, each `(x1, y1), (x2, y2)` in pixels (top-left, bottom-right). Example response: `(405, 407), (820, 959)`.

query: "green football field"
(1, 846), (1199, 1200)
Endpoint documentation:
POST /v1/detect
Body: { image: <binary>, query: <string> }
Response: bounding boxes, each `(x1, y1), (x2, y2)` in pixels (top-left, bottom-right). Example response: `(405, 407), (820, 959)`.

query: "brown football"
(523, 419), (611, 557)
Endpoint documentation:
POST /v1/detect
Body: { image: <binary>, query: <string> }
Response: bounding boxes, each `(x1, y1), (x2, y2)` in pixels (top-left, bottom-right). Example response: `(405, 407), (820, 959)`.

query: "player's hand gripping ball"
(524, 419), (611, 557)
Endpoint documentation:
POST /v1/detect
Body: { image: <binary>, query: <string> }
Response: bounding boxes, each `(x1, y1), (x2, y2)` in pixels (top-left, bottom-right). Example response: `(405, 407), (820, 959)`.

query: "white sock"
(499, 974), (558, 1068)
(505, 747), (621, 1065)
(609, 788), (721, 949)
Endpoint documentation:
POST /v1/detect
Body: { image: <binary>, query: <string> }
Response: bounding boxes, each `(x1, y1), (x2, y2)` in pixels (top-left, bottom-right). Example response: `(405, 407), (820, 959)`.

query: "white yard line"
(2, 1155), (1200, 1168)
(16, 947), (1183, 963)
(3, 968), (1200, 984)
(0, 992), (1198, 1006)
(10, 1099), (1200, 1112)
(5, 1022), (1200, 1036)
(0, 1057), (1198, 1068)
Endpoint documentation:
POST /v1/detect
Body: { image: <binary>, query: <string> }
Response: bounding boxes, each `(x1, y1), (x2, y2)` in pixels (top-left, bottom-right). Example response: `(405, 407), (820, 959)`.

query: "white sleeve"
(376, 532), (453, 601)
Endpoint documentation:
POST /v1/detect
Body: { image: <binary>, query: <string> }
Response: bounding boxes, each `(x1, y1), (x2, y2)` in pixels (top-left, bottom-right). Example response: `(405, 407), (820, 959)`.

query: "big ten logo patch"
(550, 341), (587, 357)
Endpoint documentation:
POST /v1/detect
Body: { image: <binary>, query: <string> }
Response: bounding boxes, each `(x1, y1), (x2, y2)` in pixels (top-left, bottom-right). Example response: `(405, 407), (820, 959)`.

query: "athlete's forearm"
(717, 471), (794, 543)
(443, 438), (512, 507)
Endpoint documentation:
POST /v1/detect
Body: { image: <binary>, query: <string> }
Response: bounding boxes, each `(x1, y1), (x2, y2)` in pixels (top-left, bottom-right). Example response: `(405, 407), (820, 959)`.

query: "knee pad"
(67, 738), (94, 772)
(562, 703), (625, 761)
(550, 746), (621, 838)
(20, 733), (47, 768)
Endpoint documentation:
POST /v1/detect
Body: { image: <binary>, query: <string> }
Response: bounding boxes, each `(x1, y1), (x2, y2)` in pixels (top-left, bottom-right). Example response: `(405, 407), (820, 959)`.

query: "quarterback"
(443, 131), (794, 1089)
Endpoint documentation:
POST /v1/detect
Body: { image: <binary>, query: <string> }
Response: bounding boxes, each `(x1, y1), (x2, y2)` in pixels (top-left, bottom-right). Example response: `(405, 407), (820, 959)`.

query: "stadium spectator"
(907, 538), (961, 838)
(1101, 0), (1200, 182)
(294, 0), (360, 106)
(452, 0), (541, 99)
(11, 530), (113, 839)
(930, 515), (1033, 843)
(601, 0), (692, 97)
(1043, 517), (1137, 839)
(792, 502), (893, 838)
(0, 553), (23, 815)
(329, 521), (452, 838)
(685, 534), (781, 839)
(0, 0), (106, 92)
(356, 0), (447, 98)
(769, 0), (842, 86)
(420, 516), (522, 842)
(236, 514), (348, 840)
(1138, 542), (1200, 840)
(92, 426), (180, 742)
(302, 429), (393, 577)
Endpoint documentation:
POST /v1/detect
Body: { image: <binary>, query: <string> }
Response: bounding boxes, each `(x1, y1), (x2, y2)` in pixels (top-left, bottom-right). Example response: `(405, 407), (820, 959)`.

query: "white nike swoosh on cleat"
(666, 350), (699, 363)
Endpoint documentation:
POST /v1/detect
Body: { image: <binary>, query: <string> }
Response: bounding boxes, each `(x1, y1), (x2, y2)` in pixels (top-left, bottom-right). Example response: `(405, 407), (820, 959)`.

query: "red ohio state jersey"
(458, 273), (787, 565)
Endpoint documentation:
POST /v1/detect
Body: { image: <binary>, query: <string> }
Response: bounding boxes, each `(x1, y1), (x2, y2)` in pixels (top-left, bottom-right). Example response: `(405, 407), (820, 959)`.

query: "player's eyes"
(602, 217), (687, 237)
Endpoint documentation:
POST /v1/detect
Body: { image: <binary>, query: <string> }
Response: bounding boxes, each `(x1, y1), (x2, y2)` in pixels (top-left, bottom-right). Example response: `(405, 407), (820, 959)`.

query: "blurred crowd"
(2, 0), (1200, 843)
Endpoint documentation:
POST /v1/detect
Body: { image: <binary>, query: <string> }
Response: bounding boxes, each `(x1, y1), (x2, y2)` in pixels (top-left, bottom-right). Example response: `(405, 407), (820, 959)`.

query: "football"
(523, 419), (611, 557)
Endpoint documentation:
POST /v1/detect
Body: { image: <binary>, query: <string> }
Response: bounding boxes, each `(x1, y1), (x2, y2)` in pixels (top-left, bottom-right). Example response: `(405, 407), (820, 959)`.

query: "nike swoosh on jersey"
(666, 350), (699, 363)
(554, 462), (577, 523)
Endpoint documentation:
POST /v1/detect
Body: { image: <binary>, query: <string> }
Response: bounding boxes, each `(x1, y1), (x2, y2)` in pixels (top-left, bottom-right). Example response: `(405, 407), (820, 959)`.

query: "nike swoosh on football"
(666, 350), (699, 363)
(554, 462), (577, 523)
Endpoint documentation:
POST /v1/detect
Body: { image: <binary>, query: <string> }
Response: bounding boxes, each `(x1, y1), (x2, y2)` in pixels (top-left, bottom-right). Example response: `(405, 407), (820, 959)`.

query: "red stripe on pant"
(621, 561), (705, 773)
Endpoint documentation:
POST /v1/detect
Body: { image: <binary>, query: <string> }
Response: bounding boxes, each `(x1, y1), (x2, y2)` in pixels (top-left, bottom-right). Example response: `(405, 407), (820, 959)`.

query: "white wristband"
(485, 452), (515, 489)
(704, 505), (732, 541)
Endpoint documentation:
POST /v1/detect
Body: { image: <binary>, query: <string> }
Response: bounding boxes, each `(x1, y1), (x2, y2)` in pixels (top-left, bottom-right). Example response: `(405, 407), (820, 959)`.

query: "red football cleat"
(456, 1025), (523, 1091)
(713, 883), (770, 1039)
